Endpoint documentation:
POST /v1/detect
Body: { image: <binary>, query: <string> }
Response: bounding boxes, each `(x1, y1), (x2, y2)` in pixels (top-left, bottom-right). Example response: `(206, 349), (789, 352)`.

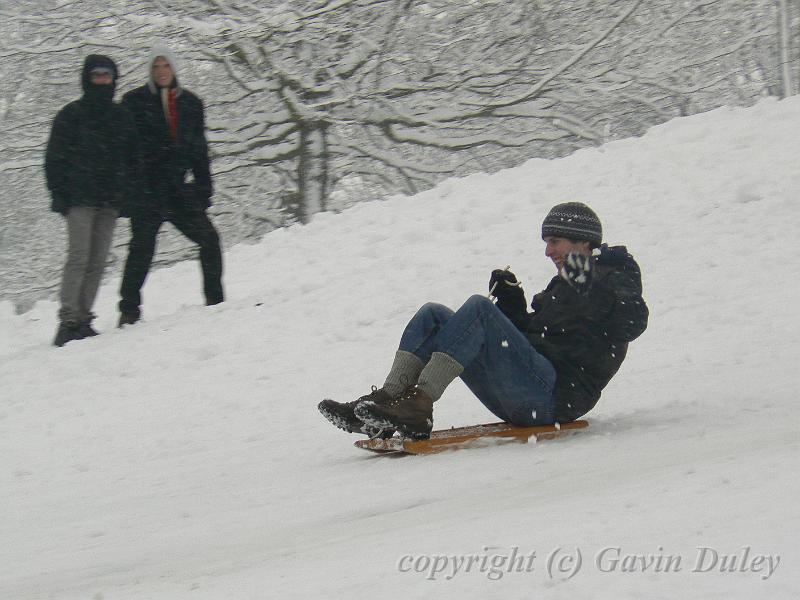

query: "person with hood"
(318, 202), (649, 439)
(45, 54), (139, 347)
(117, 45), (223, 326)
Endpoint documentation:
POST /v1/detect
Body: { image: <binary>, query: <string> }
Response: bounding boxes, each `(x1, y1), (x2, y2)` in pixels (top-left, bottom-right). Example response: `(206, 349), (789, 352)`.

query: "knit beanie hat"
(147, 44), (181, 93)
(541, 202), (602, 247)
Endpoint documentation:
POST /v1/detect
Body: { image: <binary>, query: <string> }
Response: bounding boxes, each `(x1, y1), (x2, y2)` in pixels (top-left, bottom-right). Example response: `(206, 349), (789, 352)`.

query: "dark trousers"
(119, 207), (223, 316)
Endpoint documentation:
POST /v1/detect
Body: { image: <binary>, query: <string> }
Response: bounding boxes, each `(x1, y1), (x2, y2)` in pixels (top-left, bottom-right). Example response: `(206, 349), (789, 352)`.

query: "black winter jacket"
(122, 85), (212, 214)
(500, 245), (649, 422)
(45, 62), (139, 215)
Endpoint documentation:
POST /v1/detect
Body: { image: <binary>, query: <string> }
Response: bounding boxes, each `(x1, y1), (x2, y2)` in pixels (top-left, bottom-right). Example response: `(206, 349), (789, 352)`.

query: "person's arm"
(121, 90), (155, 209)
(550, 246), (648, 344)
(588, 246), (649, 343)
(190, 96), (213, 204)
(119, 105), (142, 217)
(44, 107), (75, 215)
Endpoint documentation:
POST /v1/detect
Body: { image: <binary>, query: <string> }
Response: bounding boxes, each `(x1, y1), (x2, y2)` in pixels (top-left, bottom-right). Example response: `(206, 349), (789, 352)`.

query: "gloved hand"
(560, 252), (594, 296)
(489, 269), (526, 314)
(50, 195), (70, 216)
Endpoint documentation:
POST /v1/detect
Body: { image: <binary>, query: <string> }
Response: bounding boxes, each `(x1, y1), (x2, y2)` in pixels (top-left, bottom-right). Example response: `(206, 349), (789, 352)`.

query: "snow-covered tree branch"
(0, 0), (795, 309)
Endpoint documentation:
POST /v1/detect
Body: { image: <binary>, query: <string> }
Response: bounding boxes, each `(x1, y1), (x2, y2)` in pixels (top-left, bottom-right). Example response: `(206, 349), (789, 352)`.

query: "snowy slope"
(2, 97), (799, 600)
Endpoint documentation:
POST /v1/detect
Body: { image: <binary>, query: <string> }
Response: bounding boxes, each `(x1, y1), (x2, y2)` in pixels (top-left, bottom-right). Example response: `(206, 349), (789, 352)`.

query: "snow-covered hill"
(2, 97), (798, 600)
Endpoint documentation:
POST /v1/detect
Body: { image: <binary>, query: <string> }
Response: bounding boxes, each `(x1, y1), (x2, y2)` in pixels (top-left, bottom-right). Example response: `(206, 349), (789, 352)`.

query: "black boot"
(118, 311), (140, 328)
(318, 387), (397, 438)
(54, 321), (83, 347)
(354, 386), (434, 440)
(77, 315), (99, 338)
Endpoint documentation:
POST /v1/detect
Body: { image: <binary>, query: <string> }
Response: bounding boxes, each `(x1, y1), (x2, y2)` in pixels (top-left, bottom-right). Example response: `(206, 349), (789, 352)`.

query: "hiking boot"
(318, 387), (397, 438)
(118, 311), (140, 328)
(53, 321), (83, 347)
(354, 386), (434, 440)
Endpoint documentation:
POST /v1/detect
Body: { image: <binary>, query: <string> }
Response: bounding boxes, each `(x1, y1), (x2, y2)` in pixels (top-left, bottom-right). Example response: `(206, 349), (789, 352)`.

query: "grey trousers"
(59, 206), (118, 324)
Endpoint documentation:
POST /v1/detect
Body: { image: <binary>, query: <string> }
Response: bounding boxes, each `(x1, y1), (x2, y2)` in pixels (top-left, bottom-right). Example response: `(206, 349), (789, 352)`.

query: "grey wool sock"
(382, 350), (425, 397)
(416, 352), (464, 401)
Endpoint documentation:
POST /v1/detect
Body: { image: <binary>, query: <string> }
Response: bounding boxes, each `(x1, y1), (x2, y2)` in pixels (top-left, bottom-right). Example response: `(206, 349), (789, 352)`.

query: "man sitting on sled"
(319, 202), (649, 440)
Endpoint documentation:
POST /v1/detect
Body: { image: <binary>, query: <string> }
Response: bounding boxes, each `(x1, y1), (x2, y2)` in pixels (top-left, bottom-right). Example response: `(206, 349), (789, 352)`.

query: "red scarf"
(160, 88), (178, 140)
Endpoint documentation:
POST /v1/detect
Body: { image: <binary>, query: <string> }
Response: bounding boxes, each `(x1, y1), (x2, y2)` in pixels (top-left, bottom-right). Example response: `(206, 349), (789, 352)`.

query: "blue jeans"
(398, 295), (557, 426)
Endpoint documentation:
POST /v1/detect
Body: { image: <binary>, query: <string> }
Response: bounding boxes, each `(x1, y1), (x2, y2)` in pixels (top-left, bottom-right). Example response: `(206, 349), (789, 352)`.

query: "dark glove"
(50, 195), (70, 216)
(489, 269), (526, 315)
(560, 252), (594, 296)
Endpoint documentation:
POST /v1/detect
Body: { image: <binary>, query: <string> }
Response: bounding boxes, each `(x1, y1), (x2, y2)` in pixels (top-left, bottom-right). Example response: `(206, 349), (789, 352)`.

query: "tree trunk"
(778, 0), (794, 97)
(297, 124), (329, 223)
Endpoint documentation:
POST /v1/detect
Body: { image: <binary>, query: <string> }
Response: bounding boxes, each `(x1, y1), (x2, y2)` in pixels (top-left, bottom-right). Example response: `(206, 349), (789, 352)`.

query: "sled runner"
(354, 420), (589, 455)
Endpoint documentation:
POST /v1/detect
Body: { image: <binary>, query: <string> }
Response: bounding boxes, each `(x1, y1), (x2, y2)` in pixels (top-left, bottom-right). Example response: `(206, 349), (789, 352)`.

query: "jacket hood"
(81, 54), (118, 94)
(146, 44), (181, 94)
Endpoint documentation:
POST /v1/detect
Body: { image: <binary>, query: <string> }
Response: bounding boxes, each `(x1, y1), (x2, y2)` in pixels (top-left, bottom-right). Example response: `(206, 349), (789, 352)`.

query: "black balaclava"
(81, 54), (118, 107)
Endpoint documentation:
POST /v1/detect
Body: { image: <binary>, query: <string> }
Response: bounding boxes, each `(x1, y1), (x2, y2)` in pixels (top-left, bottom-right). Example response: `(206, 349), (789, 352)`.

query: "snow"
(1, 96), (799, 599)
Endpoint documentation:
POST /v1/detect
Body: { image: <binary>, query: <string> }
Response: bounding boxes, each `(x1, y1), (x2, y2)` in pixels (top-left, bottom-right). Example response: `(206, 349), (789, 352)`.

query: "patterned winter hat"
(541, 202), (602, 247)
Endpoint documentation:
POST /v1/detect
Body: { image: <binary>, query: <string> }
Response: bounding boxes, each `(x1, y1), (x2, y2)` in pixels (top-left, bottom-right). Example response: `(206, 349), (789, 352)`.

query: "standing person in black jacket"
(45, 55), (139, 347)
(319, 202), (649, 439)
(117, 45), (223, 326)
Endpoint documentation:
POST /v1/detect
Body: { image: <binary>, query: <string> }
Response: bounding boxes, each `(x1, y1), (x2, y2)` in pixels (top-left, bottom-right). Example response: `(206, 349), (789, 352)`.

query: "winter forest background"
(0, 0), (797, 312)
